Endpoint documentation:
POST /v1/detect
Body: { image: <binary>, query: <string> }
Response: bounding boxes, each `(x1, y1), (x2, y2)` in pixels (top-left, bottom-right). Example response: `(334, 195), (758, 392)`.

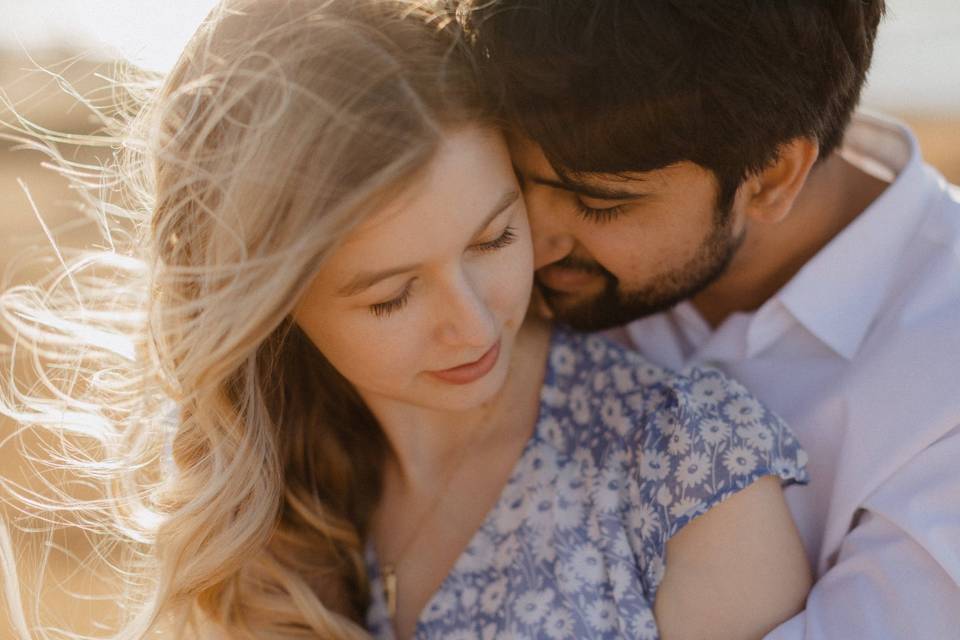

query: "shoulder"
(543, 325), (687, 444)
(544, 327), (806, 483)
(627, 357), (808, 529)
(546, 326), (800, 449)
(547, 324), (693, 407)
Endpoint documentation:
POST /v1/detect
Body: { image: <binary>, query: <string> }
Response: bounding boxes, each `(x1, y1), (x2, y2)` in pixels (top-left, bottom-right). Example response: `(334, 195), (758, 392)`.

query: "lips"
(427, 339), (501, 385)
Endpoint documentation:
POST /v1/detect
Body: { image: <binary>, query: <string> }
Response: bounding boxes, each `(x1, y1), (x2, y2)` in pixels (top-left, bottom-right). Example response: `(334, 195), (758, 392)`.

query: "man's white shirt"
(624, 111), (960, 639)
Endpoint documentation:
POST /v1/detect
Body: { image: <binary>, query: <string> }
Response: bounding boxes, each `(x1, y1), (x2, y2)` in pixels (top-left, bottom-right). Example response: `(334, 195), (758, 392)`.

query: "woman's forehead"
(342, 128), (515, 247)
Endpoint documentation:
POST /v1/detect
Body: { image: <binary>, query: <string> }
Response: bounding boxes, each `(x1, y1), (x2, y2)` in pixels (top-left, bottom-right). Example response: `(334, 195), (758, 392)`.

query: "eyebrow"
(336, 189), (521, 297)
(523, 171), (647, 201)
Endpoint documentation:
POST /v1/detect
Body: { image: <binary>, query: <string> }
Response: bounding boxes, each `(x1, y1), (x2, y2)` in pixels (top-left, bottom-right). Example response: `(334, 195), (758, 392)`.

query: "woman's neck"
(364, 317), (551, 497)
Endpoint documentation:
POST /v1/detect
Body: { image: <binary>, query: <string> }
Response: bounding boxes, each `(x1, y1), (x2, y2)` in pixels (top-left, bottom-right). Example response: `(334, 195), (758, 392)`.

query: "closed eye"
(369, 281), (413, 318)
(471, 225), (517, 253)
(368, 226), (517, 319)
(574, 200), (627, 223)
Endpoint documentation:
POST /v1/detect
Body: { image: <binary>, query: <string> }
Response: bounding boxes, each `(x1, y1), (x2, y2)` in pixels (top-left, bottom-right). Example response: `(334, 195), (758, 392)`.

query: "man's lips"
(537, 265), (601, 291)
(427, 339), (501, 385)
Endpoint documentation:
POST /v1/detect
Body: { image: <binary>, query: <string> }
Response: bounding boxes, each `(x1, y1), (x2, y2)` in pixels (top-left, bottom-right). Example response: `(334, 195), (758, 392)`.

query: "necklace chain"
(379, 415), (495, 619)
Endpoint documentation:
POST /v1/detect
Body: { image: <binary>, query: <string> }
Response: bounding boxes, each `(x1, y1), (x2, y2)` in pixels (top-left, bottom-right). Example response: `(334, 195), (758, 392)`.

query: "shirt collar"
(774, 111), (941, 360)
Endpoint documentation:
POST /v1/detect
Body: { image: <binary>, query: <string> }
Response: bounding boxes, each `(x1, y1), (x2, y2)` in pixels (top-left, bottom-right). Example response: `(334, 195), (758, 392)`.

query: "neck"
(691, 151), (890, 327)
(364, 317), (550, 497)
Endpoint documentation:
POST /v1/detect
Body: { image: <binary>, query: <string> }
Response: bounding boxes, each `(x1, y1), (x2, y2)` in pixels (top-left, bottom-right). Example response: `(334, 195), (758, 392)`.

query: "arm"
(654, 476), (812, 640)
(764, 427), (960, 640)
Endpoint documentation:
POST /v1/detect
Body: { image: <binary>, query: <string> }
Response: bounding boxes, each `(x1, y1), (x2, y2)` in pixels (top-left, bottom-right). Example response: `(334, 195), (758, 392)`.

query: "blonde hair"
(0, 0), (490, 637)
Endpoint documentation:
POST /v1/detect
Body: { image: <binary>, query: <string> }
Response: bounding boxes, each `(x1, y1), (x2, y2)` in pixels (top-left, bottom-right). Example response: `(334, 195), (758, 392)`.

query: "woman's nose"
(435, 270), (498, 349)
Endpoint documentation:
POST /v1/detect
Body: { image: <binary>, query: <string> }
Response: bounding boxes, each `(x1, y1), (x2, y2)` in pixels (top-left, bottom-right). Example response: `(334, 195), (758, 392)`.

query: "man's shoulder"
(917, 167), (960, 255)
(878, 170), (960, 331)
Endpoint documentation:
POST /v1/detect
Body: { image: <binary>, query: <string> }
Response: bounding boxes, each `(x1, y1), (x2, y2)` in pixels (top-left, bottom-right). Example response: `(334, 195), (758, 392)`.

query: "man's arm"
(765, 427), (960, 640)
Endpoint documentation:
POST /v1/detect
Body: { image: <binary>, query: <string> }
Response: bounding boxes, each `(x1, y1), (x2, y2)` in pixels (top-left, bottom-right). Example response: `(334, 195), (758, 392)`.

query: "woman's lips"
(427, 339), (501, 385)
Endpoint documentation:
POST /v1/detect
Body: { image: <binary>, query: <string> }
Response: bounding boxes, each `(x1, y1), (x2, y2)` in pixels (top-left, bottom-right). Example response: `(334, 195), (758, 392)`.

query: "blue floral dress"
(365, 324), (808, 639)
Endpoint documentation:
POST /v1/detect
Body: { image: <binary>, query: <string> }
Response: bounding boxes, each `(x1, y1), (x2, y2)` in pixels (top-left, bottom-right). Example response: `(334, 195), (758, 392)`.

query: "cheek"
(296, 303), (420, 394)
(321, 321), (425, 394)
(488, 227), (536, 318)
(578, 208), (715, 275)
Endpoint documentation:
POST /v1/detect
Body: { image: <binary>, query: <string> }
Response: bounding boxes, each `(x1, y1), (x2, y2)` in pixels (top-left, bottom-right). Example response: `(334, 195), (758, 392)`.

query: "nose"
(522, 185), (576, 270)
(435, 268), (498, 350)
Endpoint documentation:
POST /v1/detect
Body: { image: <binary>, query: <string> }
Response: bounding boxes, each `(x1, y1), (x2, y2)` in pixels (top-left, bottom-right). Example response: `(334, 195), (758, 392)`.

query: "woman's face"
(293, 127), (534, 413)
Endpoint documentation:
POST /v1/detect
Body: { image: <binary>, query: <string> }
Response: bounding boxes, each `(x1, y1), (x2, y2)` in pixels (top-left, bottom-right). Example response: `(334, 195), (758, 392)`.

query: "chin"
(421, 358), (512, 412)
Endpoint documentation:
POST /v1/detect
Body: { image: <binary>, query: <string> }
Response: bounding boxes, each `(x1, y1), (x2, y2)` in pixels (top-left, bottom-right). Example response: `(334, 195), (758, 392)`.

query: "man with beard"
(458, 1), (960, 638)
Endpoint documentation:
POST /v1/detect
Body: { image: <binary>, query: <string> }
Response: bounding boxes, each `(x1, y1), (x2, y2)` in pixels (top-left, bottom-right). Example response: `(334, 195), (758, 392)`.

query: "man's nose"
(523, 188), (576, 270)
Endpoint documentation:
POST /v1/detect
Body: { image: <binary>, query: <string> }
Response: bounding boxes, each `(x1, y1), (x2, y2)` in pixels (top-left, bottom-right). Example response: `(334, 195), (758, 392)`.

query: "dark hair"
(459, 0), (885, 208)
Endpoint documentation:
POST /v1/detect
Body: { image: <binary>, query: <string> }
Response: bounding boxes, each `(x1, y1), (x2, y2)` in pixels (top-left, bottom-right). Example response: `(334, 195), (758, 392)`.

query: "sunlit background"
(2, 0), (959, 110)
(0, 0), (958, 636)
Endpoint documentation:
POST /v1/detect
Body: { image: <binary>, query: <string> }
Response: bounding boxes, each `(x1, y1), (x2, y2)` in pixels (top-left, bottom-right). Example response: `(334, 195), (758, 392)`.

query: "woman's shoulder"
(542, 324), (808, 525)
(546, 325), (803, 443)
(545, 324), (683, 403)
(544, 325), (735, 441)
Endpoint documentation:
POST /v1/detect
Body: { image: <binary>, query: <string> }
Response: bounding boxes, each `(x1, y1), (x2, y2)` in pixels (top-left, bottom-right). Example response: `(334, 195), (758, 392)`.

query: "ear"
(741, 138), (819, 224)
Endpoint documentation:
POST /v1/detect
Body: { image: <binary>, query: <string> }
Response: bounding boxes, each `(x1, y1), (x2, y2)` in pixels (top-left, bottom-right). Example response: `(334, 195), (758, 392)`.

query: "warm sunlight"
(0, 0), (219, 72)
(0, 0), (957, 110)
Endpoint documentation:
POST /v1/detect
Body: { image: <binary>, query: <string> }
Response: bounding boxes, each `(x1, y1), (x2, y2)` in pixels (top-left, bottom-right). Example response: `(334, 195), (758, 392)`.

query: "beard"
(537, 211), (743, 332)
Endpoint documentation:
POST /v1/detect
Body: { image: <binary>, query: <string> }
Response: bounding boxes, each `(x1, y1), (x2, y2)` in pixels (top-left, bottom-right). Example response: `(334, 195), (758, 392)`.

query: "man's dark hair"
(459, 0), (885, 208)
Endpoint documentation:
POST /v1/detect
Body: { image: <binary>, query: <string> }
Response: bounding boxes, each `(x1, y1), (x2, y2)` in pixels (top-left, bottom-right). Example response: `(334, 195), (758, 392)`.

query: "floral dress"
(365, 324), (809, 639)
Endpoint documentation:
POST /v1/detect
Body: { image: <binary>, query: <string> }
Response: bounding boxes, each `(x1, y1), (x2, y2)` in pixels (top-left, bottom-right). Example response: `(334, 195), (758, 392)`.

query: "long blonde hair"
(0, 0), (490, 637)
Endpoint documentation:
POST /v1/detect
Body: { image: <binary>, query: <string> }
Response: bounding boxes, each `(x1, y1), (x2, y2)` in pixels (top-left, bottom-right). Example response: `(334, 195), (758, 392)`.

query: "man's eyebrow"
(523, 171), (647, 201)
(336, 189), (520, 297)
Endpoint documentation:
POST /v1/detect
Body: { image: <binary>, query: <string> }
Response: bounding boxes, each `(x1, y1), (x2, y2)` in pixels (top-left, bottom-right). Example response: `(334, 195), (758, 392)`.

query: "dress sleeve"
(629, 364), (809, 545)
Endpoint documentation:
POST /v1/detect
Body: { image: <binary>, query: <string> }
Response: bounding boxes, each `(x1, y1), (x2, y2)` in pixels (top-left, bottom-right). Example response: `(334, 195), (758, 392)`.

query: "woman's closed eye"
(369, 281), (413, 318)
(471, 225), (517, 253)
(368, 225), (518, 318)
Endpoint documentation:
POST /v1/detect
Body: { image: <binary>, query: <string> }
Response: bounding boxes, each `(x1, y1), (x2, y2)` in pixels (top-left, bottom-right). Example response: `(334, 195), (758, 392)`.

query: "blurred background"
(1, 0), (958, 636)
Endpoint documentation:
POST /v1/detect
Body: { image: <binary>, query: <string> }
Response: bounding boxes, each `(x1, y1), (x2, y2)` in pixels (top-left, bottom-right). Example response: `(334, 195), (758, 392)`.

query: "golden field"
(1, 51), (958, 637)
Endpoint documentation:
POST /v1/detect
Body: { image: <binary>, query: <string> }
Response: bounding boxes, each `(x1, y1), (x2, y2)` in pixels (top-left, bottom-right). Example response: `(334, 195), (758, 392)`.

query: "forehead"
(507, 132), (713, 196)
(350, 127), (511, 237)
(323, 126), (517, 269)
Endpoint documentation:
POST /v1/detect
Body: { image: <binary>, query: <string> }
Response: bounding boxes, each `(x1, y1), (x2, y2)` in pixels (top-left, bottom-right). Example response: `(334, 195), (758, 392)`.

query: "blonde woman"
(0, 1), (810, 639)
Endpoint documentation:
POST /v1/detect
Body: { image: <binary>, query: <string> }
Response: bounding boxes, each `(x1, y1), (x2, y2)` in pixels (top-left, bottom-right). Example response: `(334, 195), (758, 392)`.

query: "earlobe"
(743, 138), (819, 224)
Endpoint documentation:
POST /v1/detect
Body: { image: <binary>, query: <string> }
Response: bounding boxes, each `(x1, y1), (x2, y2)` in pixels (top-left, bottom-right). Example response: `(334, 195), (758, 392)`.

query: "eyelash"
(574, 201), (627, 223)
(472, 225), (517, 253)
(368, 225), (518, 318)
(370, 284), (412, 318)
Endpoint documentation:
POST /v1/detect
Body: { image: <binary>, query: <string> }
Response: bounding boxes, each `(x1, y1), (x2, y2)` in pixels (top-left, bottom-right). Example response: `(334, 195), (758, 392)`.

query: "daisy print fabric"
(365, 324), (808, 639)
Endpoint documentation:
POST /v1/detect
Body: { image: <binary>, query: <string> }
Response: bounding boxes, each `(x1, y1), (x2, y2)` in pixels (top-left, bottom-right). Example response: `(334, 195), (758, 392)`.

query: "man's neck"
(691, 152), (890, 328)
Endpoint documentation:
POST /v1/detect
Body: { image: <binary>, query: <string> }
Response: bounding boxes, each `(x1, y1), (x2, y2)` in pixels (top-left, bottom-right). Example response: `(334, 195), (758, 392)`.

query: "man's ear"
(741, 138), (819, 224)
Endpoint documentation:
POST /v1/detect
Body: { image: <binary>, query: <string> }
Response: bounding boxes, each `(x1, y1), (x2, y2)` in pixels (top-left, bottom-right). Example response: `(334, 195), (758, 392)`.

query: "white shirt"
(625, 111), (960, 640)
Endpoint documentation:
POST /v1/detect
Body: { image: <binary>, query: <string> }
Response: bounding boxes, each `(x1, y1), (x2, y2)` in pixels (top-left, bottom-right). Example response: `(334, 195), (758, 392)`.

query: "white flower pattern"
(365, 326), (808, 639)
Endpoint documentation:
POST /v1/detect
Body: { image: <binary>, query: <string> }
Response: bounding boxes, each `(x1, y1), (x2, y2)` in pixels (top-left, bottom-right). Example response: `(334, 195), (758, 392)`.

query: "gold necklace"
(379, 415), (496, 619)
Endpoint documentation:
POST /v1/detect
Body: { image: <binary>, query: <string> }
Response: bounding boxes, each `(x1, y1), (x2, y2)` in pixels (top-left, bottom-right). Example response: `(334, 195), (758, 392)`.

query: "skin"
(655, 476), (812, 640)
(293, 126), (816, 639)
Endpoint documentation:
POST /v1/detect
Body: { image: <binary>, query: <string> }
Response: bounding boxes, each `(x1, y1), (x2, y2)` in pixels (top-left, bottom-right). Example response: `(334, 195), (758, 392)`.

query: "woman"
(0, 1), (810, 638)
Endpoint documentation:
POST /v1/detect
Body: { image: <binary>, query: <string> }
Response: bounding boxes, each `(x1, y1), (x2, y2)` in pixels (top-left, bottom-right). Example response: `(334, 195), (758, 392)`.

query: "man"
(459, 2), (960, 638)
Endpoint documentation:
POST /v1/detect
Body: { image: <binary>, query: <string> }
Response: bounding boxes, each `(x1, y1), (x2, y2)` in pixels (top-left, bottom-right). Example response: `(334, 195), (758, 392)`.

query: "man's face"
(509, 134), (744, 331)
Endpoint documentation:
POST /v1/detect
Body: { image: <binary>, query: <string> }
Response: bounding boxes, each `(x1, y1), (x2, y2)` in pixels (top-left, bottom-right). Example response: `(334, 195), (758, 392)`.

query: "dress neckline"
(365, 324), (564, 639)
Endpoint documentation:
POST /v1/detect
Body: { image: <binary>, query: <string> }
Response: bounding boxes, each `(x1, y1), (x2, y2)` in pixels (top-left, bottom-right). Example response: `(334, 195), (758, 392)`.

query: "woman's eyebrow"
(470, 188), (520, 236)
(336, 189), (520, 297)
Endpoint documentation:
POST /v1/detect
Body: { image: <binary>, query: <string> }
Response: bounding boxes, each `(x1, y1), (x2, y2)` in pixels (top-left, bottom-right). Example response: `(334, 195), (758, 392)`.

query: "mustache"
(543, 255), (609, 277)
